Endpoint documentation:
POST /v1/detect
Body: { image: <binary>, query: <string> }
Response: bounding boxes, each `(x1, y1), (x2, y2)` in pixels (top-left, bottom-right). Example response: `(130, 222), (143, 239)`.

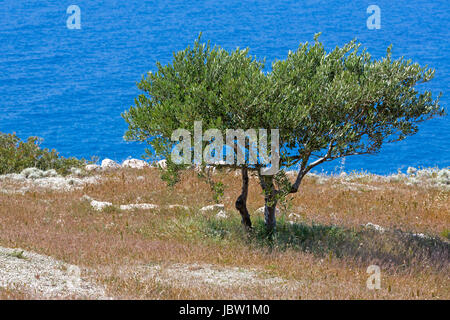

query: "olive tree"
(123, 34), (444, 232)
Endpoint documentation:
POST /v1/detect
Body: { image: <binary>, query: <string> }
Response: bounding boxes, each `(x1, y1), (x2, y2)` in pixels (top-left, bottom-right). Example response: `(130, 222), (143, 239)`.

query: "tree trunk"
(264, 204), (277, 232)
(259, 175), (277, 232)
(235, 168), (252, 229)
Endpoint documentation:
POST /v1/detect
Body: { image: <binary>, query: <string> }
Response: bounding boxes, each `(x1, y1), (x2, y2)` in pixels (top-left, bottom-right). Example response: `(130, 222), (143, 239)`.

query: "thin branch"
(290, 140), (333, 193)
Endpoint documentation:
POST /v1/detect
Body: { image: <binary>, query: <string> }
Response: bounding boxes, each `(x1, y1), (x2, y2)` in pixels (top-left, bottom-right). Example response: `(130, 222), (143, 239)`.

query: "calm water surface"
(0, 0), (448, 174)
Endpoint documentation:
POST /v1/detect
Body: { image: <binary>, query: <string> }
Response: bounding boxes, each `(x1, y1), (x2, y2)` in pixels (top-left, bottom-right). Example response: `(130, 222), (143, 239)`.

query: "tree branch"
(290, 140), (334, 193)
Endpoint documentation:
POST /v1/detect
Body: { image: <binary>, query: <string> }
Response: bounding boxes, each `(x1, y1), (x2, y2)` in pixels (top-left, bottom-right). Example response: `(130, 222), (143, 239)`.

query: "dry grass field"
(0, 167), (448, 299)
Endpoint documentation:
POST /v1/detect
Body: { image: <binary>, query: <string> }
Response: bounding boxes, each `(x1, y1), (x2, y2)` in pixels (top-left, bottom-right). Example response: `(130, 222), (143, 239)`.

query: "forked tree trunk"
(235, 168), (252, 229)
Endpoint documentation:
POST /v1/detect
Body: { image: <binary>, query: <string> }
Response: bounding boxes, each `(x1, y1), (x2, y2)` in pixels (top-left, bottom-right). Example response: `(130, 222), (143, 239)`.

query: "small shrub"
(7, 250), (28, 260)
(0, 132), (87, 175)
(441, 229), (450, 240)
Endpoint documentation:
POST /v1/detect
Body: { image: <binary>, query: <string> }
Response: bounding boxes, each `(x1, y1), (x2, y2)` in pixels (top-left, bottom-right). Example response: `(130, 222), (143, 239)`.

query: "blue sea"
(0, 0), (448, 174)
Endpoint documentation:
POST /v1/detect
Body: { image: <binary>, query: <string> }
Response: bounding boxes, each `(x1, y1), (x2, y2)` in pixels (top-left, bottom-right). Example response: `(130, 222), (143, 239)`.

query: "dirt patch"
(0, 247), (108, 299)
(138, 263), (291, 288)
(110, 262), (304, 299)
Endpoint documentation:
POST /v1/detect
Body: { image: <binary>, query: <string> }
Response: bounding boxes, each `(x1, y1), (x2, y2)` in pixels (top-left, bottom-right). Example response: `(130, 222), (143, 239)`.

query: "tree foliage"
(123, 34), (444, 231)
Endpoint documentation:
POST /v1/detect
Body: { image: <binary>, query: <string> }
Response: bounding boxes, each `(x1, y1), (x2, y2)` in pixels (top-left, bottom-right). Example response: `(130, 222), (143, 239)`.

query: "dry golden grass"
(0, 287), (36, 299)
(0, 167), (448, 299)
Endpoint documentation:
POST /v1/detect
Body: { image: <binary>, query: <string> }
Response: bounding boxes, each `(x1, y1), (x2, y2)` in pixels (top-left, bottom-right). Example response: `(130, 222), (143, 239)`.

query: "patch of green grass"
(441, 229), (450, 240)
(102, 205), (122, 214)
(256, 220), (359, 255)
(7, 250), (28, 260)
(201, 216), (450, 272)
(202, 215), (359, 255)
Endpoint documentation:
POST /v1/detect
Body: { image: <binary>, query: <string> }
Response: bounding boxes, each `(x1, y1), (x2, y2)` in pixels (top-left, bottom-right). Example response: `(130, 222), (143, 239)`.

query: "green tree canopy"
(123, 34), (444, 231)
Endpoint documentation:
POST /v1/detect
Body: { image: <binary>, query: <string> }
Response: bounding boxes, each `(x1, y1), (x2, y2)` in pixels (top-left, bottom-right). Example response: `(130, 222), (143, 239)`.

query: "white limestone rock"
(19, 168), (58, 179)
(167, 204), (189, 210)
(0, 173), (25, 181)
(101, 159), (121, 170)
(119, 203), (159, 210)
(411, 233), (430, 239)
(200, 204), (225, 212)
(70, 167), (84, 176)
(156, 159), (167, 169)
(365, 222), (385, 233)
(215, 210), (229, 219)
(122, 159), (149, 169)
(85, 164), (101, 172)
(90, 200), (113, 211)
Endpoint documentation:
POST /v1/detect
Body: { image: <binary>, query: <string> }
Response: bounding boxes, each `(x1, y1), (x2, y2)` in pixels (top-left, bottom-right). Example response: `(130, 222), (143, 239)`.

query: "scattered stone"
(85, 164), (101, 172)
(215, 210), (229, 219)
(122, 159), (149, 169)
(0, 169), (100, 193)
(90, 200), (113, 211)
(0, 173), (25, 181)
(119, 203), (159, 210)
(411, 233), (430, 239)
(200, 204), (225, 212)
(82, 196), (160, 212)
(20, 168), (58, 179)
(70, 167), (84, 176)
(364, 222), (385, 233)
(156, 159), (167, 169)
(80, 195), (93, 202)
(437, 169), (450, 185)
(288, 212), (301, 220)
(39, 176), (99, 191)
(386, 167), (450, 188)
(363, 223), (434, 240)
(167, 204), (189, 210)
(101, 159), (121, 170)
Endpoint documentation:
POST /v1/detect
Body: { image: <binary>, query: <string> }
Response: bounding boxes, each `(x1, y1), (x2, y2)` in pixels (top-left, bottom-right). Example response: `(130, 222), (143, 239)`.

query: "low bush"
(0, 132), (86, 175)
